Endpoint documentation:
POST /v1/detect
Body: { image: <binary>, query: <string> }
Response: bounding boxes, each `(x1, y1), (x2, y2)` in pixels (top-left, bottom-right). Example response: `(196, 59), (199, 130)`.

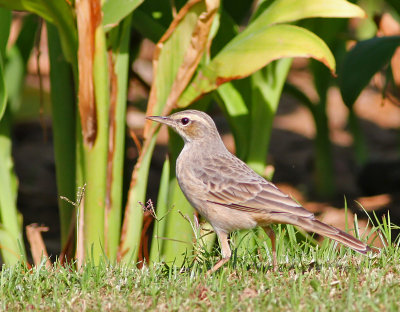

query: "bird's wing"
(194, 153), (313, 218)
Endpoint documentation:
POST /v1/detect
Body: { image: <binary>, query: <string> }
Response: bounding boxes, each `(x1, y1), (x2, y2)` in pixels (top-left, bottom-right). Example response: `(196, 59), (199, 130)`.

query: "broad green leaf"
(251, 0), (365, 28)
(102, 0), (143, 31)
(178, 24), (335, 107)
(339, 36), (400, 108)
(213, 25), (335, 77)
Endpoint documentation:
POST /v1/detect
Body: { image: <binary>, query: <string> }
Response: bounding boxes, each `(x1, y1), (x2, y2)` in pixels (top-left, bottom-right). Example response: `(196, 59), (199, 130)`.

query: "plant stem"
(105, 17), (131, 261)
(83, 25), (109, 262)
(47, 23), (76, 248)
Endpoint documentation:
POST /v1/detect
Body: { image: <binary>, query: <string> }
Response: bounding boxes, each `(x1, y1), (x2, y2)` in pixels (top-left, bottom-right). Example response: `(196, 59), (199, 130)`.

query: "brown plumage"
(147, 110), (371, 273)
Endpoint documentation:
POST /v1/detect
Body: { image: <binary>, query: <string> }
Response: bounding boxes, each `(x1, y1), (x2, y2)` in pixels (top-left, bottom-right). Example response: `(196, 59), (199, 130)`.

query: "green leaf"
(15, 14), (39, 65)
(179, 24), (335, 107)
(338, 36), (400, 108)
(247, 59), (292, 176)
(251, 0), (365, 27)
(102, 0), (143, 31)
(214, 24), (335, 77)
(162, 177), (194, 265)
(4, 47), (24, 113)
(215, 81), (249, 159)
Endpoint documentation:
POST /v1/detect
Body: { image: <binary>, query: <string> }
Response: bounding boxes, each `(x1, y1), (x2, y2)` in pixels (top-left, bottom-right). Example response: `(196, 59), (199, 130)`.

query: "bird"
(147, 109), (371, 273)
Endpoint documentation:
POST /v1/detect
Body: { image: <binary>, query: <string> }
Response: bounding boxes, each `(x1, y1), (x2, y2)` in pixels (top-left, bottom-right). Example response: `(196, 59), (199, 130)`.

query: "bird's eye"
(181, 117), (190, 125)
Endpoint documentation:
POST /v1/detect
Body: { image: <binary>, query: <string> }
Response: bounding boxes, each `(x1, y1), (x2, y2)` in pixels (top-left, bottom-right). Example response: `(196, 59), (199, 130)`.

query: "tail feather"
(271, 213), (371, 254)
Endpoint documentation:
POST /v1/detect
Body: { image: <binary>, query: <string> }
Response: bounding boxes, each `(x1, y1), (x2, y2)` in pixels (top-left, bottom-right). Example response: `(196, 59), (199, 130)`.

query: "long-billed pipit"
(147, 110), (371, 273)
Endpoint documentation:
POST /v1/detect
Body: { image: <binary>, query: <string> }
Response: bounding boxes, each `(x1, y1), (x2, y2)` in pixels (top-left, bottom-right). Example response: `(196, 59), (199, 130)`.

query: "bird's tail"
(271, 214), (371, 254)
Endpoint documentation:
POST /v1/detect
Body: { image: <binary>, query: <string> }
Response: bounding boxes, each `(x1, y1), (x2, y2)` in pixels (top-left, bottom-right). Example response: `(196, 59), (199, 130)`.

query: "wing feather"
(194, 153), (313, 218)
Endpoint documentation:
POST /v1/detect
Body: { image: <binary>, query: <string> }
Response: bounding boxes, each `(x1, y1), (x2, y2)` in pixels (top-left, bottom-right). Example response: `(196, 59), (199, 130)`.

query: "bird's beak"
(146, 115), (175, 127)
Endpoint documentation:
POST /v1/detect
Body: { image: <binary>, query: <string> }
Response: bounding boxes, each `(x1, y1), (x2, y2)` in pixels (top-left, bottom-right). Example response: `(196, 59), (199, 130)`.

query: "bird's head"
(146, 110), (221, 144)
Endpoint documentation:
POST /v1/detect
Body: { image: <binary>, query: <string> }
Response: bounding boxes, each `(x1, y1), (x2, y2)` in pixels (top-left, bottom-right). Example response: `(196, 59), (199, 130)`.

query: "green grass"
(0, 221), (399, 311)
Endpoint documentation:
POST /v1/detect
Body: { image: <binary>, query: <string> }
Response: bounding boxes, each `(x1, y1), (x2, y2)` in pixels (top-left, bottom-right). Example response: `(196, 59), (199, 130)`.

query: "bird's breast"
(176, 148), (208, 208)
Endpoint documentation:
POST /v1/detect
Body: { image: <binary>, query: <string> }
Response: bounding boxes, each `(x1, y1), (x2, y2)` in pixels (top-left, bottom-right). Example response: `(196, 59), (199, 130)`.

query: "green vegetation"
(0, 6), (399, 312)
(0, 219), (398, 311)
(0, 0), (374, 267)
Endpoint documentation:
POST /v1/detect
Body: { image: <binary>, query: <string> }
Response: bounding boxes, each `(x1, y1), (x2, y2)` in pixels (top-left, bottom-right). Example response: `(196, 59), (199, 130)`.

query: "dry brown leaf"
(164, 0), (219, 112)
(76, 0), (102, 146)
(195, 284), (210, 301)
(356, 194), (392, 211)
(26, 224), (51, 268)
(144, 0), (219, 137)
(239, 287), (259, 300)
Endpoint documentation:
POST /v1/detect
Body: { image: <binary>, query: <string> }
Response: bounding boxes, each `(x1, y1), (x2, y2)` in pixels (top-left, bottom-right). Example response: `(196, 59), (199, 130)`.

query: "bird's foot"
(206, 257), (230, 275)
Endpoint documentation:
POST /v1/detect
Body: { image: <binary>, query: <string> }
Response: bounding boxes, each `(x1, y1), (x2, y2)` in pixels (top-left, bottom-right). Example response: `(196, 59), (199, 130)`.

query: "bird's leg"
(262, 226), (277, 269)
(207, 231), (231, 274)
